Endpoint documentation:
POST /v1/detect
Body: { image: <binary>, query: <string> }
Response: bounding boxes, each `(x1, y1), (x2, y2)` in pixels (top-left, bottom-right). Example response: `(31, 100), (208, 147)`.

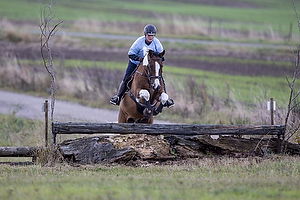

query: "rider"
(110, 24), (174, 107)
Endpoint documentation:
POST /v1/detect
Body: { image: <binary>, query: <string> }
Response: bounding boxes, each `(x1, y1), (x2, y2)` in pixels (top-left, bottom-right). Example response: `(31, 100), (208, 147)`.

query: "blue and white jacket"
(128, 35), (164, 65)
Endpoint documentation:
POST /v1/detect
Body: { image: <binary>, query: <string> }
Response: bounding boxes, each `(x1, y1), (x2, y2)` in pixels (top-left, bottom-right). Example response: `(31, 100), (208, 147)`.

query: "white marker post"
(267, 98), (276, 125)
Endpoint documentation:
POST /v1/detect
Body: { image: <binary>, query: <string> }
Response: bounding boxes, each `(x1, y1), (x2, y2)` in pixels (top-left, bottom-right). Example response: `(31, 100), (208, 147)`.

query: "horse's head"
(142, 49), (165, 92)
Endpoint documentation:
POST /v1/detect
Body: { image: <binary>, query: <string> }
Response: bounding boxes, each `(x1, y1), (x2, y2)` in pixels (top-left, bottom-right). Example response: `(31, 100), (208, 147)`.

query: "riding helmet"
(144, 24), (157, 36)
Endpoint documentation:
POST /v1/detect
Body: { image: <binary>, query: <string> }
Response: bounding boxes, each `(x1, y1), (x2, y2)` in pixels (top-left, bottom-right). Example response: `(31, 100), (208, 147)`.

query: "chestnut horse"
(118, 50), (169, 123)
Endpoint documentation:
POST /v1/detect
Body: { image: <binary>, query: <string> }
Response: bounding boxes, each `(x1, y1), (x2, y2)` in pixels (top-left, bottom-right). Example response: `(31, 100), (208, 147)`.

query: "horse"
(118, 50), (169, 123)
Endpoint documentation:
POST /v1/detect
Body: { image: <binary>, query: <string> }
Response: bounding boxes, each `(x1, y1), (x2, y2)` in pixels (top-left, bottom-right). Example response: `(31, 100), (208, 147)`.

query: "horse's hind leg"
(118, 109), (127, 123)
(138, 117), (153, 124)
(148, 117), (153, 124)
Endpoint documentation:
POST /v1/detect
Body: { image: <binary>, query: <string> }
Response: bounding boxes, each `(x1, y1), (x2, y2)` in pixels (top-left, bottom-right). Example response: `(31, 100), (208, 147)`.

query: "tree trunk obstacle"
(2, 123), (300, 165)
(50, 122), (296, 165)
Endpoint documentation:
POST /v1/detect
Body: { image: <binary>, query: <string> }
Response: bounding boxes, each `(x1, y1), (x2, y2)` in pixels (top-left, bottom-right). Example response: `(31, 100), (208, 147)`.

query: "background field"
(1, 0), (300, 43)
(1, 0), (300, 125)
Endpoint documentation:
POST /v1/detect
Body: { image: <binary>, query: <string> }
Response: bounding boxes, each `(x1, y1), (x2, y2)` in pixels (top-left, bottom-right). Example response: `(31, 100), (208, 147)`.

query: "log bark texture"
(59, 137), (136, 164)
(57, 134), (300, 164)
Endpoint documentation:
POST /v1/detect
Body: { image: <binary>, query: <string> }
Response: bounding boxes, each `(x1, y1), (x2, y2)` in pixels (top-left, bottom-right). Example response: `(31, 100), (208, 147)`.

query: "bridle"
(136, 57), (163, 91)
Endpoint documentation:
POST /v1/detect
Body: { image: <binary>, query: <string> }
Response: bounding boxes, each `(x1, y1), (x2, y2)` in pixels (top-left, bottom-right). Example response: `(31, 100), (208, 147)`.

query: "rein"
(136, 64), (162, 90)
(136, 68), (162, 79)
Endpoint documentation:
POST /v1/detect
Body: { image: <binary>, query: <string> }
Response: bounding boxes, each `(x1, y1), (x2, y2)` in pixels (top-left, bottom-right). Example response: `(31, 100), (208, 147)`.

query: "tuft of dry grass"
(0, 18), (35, 43)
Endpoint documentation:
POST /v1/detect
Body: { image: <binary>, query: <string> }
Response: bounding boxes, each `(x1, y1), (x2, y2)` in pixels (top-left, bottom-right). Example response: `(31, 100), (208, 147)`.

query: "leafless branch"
(40, 2), (63, 146)
(284, 74), (291, 88)
(282, 1), (300, 149)
(293, 0), (300, 30)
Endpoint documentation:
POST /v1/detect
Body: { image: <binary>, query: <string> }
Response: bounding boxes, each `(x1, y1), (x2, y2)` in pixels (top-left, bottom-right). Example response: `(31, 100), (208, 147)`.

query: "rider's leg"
(110, 80), (126, 105)
(161, 76), (175, 108)
(110, 61), (138, 105)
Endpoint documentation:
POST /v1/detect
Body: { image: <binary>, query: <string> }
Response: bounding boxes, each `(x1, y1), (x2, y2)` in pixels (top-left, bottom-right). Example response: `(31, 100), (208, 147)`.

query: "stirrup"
(165, 98), (175, 108)
(110, 95), (120, 105)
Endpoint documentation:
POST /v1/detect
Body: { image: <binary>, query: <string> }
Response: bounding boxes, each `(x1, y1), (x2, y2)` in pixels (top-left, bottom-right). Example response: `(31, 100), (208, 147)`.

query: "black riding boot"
(110, 81), (127, 105)
(162, 76), (175, 108)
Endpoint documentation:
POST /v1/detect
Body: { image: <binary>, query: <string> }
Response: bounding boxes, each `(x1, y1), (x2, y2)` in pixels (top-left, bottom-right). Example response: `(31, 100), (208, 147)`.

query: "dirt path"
(0, 90), (170, 124)
(0, 90), (118, 122)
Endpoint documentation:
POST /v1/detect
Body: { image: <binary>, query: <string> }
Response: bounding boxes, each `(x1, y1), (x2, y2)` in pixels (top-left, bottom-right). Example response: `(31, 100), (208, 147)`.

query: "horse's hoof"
(165, 98), (175, 108)
(153, 104), (163, 116)
(143, 108), (153, 118)
(127, 118), (135, 123)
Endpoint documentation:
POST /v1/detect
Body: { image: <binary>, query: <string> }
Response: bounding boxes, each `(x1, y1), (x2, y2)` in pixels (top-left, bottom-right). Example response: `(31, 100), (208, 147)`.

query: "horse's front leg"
(153, 92), (169, 115)
(159, 92), (169, 105)
(136, 89), (150, 103)
(136, 89), (152, 116)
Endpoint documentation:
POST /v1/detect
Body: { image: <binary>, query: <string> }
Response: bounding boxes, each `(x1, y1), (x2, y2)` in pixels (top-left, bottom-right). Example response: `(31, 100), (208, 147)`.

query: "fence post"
(268, 98), (281, 153)
(44, 100), (48, 147)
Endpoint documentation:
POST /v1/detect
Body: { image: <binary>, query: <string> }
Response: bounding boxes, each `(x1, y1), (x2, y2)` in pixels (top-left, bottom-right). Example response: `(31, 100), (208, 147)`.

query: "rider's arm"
(128, 54), (143, 62)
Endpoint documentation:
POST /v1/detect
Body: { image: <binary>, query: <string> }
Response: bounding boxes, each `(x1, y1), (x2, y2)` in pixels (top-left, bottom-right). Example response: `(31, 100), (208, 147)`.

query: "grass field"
(1, 156), (300, 200)
(0, 114), (299, 200)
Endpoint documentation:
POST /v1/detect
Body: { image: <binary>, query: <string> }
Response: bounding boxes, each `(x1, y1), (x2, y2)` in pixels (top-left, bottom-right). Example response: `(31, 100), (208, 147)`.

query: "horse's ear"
(160, 50), (165, 57)
(149, 50), (153, 57)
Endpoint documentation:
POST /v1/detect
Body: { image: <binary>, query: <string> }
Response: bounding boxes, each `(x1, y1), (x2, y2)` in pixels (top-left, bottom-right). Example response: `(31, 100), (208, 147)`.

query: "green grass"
(167, 68), (289, 104)
(0, 156), (300, 200)
(0, 113), (43, 147)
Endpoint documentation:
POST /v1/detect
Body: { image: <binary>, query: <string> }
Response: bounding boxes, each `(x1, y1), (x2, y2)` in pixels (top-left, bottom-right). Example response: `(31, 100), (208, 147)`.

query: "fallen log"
(0, 147), (39, 157)
(57, 134), (299, 165)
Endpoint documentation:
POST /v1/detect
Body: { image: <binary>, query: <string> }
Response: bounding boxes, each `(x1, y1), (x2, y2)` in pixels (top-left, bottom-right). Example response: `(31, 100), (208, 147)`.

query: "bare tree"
(40, 2), (63, 146)
(283, 0), (300, 148)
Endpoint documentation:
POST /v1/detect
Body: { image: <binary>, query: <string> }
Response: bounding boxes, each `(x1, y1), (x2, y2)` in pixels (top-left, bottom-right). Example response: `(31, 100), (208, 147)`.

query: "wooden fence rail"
(52, 122), (285, 152)
(53, 122), (285, 136)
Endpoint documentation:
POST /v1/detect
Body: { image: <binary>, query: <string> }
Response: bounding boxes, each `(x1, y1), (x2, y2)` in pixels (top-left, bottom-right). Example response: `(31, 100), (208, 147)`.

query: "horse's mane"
(142, 50), (162, 66)
(152, 51), (161, 57)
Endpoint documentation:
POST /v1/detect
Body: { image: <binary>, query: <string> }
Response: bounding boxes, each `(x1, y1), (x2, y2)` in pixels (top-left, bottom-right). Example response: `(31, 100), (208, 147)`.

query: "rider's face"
(145, 34), (155, 43)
